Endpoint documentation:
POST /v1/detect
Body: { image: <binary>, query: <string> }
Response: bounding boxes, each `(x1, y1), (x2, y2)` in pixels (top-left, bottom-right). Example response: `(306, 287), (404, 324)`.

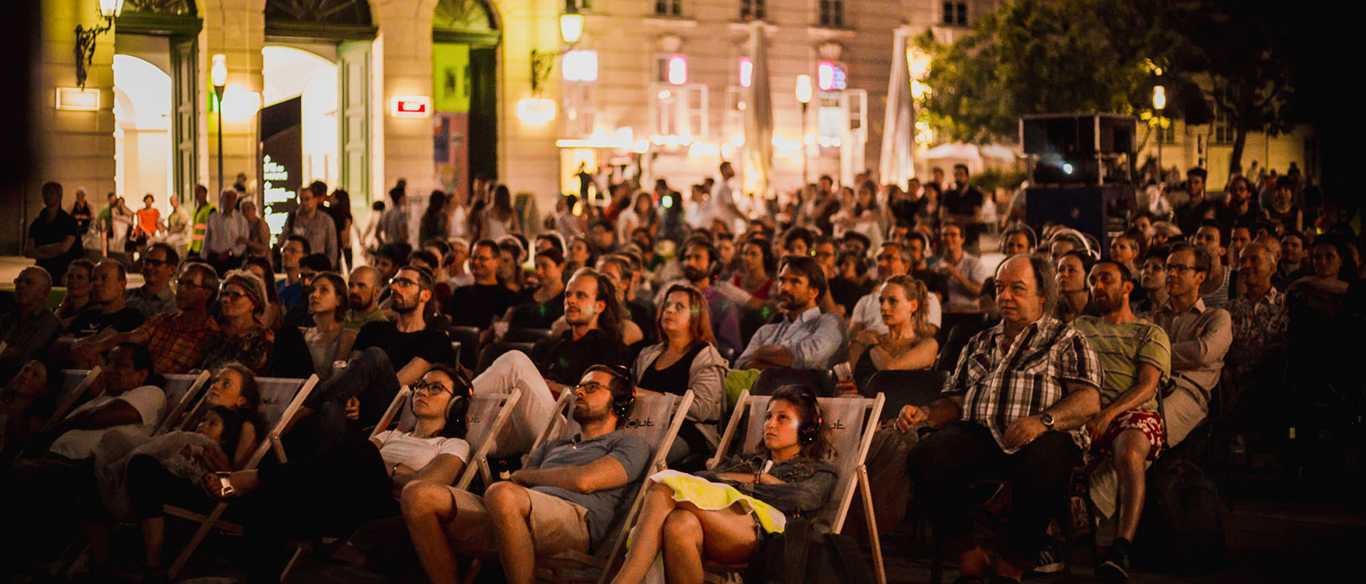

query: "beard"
(778, 293), (805, 311)
(683, 265), (708, 283)
(1093, 292), (1121, 314)
(571, 401), (610, 425)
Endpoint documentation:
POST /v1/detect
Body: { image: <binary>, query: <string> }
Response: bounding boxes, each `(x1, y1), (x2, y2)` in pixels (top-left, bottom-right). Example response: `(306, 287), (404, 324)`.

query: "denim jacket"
(696, 454), (838, 517)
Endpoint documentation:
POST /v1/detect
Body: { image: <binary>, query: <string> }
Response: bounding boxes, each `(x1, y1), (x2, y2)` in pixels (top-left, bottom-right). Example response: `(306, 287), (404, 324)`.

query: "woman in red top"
(732, 237), (776, 300)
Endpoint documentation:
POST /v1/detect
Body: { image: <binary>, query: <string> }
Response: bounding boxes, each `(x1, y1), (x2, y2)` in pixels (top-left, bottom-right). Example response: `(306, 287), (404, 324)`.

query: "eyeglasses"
(412, 382), (452, 397)
(574, 381), (610, 395)
(390, 277), (420, 289)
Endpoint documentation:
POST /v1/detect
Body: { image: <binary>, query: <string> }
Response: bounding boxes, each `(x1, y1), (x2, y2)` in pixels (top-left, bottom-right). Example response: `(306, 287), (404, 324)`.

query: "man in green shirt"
(1071, 260), (1171, 584)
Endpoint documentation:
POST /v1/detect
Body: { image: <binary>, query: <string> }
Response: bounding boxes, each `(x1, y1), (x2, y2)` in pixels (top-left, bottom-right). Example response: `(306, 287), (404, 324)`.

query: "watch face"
(1040, 413), (1054, 427)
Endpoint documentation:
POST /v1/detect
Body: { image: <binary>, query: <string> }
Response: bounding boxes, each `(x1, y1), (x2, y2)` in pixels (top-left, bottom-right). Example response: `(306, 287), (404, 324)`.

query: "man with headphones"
(652, 236), (743, 355)
(403, 365), (651, 584)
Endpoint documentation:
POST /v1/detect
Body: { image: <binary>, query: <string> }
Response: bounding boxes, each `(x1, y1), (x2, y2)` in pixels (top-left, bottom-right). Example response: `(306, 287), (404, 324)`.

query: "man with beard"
(735, 255), (844, 370)
(345, 266), (388, 330)
(528, 269), (633, 392)
(1071, 261), (1172, 583)
(403, 365), (650, 584)
(295, 265), (455, 452)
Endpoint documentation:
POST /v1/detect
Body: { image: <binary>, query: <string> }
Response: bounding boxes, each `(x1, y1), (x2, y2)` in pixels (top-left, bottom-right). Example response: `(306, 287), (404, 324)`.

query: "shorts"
(443, 485), (591, 557)
(1092, 407), (1165, 461)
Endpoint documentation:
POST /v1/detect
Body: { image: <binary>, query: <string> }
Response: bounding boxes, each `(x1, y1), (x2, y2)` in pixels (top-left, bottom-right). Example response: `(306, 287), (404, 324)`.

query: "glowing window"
(562, 50), (598, 83)
(667, 55), (687, 86)
(739, 58), (753, 88)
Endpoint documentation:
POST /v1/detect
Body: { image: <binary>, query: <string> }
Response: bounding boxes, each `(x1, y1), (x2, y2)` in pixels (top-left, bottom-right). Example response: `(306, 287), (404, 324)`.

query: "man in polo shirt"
(124, 243), (180, 318)
(1144, 243), (1231, 447)
(735, 255), (844, 370)
(402, 365), (650, 584)
(898, 255), (1102, 584)
(1072, 261), (1172, 583)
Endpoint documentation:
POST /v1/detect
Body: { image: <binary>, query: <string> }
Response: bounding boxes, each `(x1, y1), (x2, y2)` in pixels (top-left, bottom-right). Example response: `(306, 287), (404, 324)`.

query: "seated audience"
(842, 275), (939, 391)
(0, 359), (62, 457)
(496, 238), (528, 294)
(899, 255), (1102, 584)
(1001, 225), (1037, 257)
(124, 243), (180, 318)
(1133, 247), (1170, 314)
(1144, 244), (1231, 447)
(655, 238), (744, 355)
(506, 247), (566, 330)
(931, 222), (989, 313)
(281, 253), (332, 328)
(402, 365), (650, 584)
(849, 241), (944, 338)
(1055, 251), (1098, 322)
(200, 270), (274, 374)
(732, 237), (777, 304)
(447, 239), (519, 330)
(85, 364), (262, 579)
(72, 262), (220, 375)
(301, 272), (358, 380)
(1193, 220), (1232, 308)
(595, 254), (649, 346)
(632, 284), (728, 464)
(736, 256), (844, 370)
(345, 265), (388, 331)
(300, 266), (454, 452)
(241, 256), (283, 330)
(275, 235), (310, 311)
(56, 259), (96, 327)
(1072, 261), (1172, 583)
(828, 249), (872, 316)
(609, 385), (837, 584)
(1274, 231), (1311, 291)
(210, 365), (470, 582)
(1, 267), (62, 373)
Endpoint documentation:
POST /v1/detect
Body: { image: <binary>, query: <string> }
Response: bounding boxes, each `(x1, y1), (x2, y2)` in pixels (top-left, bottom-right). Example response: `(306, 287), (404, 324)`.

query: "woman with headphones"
(202, 364), (472, 581)
(609, 385), (838, 584)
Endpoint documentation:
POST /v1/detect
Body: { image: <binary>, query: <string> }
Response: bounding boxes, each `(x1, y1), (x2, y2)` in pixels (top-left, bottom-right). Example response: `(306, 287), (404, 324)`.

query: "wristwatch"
(1038, 412), (1055, 429)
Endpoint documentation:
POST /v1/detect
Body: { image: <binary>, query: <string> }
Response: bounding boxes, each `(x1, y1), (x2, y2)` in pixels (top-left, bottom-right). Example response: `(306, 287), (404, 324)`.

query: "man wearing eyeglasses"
(403, 365), (650, 584)
(124, 243), (180, 318)
(69, 263), (221, 375)
(1142, 243), (1231, 447)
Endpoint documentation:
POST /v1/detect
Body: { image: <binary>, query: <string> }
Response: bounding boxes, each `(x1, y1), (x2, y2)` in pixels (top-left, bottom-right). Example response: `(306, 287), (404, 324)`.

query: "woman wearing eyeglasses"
(199, 271), (275, 374)
(204, 364), (472, 582)
(632, 284), (728, 466)
(609, 385), (837, 584)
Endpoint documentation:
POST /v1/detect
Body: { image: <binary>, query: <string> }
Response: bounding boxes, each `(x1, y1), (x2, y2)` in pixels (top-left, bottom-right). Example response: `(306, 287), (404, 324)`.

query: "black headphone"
(594, 364), (637, 420)
(777, 385), (824, 444)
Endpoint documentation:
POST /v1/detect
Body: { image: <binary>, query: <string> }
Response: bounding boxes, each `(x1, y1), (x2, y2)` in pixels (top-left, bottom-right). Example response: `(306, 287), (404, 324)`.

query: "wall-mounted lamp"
(530, 5), (585, 95)
(56, 87), (102, 111)
(74, 0), (126, 89)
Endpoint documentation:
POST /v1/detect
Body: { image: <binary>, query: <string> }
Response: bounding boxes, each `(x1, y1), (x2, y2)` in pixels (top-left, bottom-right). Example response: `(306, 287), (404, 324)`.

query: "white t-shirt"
(850, 288), (943, 334)
(374, 429), (470, 471)
(49, 385), (166, 460)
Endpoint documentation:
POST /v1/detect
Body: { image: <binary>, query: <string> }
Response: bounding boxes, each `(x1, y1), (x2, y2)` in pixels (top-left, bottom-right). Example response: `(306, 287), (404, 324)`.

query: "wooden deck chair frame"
(154, 371), (213, 435)
(165, 375), (320, 579)
(367, 385), (524, 490)
(700, 389), (888, 584)
(40, 367), (103, 434)
(463, 389), (695, 584)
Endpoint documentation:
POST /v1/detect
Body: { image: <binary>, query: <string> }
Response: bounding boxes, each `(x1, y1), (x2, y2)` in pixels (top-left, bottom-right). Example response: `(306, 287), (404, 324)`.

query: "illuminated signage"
(391, 96), (432, 118)
(817, 61), (847, 91)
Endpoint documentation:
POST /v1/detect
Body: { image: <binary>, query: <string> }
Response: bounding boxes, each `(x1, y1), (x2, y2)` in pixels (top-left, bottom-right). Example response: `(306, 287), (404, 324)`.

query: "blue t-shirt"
(525, 431), (650, 547)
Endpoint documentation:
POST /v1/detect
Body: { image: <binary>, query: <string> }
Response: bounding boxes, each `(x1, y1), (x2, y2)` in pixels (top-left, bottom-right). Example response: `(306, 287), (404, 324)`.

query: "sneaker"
(1097, 544), (1132, 583)
(1034, 542), (1065, 574)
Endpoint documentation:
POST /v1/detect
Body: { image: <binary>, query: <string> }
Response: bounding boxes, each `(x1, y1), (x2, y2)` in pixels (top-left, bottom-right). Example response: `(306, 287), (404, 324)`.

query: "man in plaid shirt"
(898, 254), (1103, 584)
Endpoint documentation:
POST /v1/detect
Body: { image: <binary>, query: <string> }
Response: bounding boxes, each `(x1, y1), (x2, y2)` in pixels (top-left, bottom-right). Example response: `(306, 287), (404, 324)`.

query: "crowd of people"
(4, 159), (1363, 584)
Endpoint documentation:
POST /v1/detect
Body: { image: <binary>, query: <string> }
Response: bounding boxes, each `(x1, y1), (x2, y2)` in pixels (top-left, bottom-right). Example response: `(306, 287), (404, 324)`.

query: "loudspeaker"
(1021, 113), (1137, 156)
(1023, 186), (1137, 252)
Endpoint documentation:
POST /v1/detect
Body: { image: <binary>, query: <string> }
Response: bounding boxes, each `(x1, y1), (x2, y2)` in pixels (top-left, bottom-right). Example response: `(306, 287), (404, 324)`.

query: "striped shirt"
(942, 316), (1102, 453)
(1070, 317), (1171, 409)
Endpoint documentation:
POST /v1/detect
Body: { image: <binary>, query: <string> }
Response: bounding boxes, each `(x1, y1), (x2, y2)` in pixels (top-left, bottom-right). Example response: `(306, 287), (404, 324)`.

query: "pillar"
(374, 0), (439, 199)
(200, 0), (265, 200)
(497, 0), (562, 210)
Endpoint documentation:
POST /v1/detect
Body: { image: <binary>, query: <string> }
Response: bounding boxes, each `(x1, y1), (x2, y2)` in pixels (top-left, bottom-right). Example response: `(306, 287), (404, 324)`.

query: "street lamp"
(530, 5), (585, 95)
(795, 74), (813, 184)
(74, 0), (125, 89)
(212, 54), (227, 195)
(1153, 85), (1166, 182)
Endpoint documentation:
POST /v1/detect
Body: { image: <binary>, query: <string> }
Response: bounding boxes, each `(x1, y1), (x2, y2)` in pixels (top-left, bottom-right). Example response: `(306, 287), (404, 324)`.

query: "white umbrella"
(743, 20), (773, 201)
(880, 28), (916, 186)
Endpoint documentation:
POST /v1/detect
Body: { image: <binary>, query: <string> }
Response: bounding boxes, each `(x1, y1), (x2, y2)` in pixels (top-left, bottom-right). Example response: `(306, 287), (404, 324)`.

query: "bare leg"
(958, 547), (992, 578)
(86, 523), (110, 566)
(1112, 429), (1152, 542)
(995, 556), (1025, 581)
(484, 482), (537, 584)
(666, 503), (758, 584)
(661, 510), (704, 584)
(401, 481), (464, 584)
(611, 483), (679, 584)
(140, 517), (165, 568)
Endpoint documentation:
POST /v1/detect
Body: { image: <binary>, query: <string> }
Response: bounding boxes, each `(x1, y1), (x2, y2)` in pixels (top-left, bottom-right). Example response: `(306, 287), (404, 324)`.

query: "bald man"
(0, 266), (62, 370)
(345, 266), (389, 330)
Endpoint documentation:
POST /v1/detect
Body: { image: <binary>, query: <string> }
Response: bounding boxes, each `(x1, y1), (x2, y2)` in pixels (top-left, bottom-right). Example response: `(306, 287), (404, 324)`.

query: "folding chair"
(40, 368), (103, 433)
(502, 327), (555, 344)
(154, 371), (213, 435)
(371, 385), (524, 491)
(701, 390), (888, 584)
(165, 375), (320, 579)
(464, 389), (695, 584)
(449, 326), (482, 372)
(750, 367), (837, 397)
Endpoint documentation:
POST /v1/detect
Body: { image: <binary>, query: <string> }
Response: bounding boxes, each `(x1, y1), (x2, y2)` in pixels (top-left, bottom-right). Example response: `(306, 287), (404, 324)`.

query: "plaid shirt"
(143, 312), (219, 375)
(1225, 287), (1287, 387)
(942, 315), (1103, 452)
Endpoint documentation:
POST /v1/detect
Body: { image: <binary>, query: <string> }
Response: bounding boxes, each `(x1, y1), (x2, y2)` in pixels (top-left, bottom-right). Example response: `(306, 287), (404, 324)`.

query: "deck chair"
(701, 390), (888, 584)
(374, 385), (524, 491)
(154, 371), (213, 435)
(464, 389), (695, 584)
(40, 368), (103, 433)
(165, 375), (320, 579)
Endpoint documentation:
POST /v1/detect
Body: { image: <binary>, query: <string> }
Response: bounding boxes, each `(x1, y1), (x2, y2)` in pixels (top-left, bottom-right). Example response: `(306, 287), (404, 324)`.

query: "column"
(200, 0), (265, 200)
(374, 0), (440, 201)
(498, 0), (562, 212)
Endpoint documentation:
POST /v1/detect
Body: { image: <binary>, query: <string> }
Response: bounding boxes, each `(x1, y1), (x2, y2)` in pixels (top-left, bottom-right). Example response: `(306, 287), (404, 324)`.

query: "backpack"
(1136, 458), (1226, 572)
(745, 518), (876, 584)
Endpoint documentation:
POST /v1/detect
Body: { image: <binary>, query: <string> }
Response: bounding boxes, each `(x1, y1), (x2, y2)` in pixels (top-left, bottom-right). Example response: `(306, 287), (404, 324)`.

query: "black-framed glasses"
(390, 277), (419, 289)
(575, 381), (610, 395)
(413, 382), (453, 397)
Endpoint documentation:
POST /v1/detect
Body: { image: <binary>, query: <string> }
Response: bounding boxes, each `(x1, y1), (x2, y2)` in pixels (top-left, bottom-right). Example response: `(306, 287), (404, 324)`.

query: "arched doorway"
(112, 55), (173, 205)
(433, 0), (500, 207)
(261, 46), (338, 235)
